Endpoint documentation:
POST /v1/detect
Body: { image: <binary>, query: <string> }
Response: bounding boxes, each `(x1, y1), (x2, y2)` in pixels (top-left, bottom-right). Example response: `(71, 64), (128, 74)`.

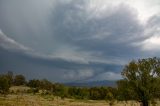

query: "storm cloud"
(0, 0), (160, 82)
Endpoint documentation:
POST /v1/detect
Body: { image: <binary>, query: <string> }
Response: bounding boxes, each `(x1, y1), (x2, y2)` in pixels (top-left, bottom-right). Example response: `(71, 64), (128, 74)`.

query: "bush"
(0, 75), (9, 95)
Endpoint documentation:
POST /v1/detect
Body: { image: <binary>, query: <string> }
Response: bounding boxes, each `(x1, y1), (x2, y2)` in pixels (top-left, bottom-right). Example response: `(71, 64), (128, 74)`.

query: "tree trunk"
(142, 100), (149, 106)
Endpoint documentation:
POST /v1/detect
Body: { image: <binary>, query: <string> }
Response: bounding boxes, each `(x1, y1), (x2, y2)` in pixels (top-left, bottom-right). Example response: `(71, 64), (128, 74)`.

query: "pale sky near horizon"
(0, 0), (160, 82)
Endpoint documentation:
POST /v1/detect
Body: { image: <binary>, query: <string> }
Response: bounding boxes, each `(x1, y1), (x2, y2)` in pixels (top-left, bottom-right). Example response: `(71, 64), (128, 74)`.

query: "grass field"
(0, 86), (159, 106)
(0, 94), (149, 106)
(0, 94), (160, 106)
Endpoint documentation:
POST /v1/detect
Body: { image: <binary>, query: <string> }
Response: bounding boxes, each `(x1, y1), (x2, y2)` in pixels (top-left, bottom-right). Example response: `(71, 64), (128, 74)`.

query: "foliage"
(116, 79), (136, 101)
(27, 79), (41, 88)
(68, 87), (89, 99)
(14, 74), (26, 86)
(2, 57), (160, 104)
(0, 75), (9, 94)
(39, 79), (53, 91)
(5, 71), (13, 86)
(119, 57), (160, 106)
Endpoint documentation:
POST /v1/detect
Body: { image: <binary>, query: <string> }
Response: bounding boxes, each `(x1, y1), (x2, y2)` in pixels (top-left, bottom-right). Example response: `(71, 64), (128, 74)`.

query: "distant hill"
(64, 80), (116, 87)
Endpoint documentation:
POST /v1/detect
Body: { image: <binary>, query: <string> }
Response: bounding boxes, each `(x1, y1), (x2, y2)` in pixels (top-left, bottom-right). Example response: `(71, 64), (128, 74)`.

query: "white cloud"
(141, 36), (160, 51)
(132, 15), (160, 53)
(125, 0), (160, 23)
(85, 0), (160, 23)
(51, 47), (127, 65)
(90, 71), (122, 81)
(63, 69), (94, 81)
(51, 47), (90, 64)
(0, 30), (32, 52)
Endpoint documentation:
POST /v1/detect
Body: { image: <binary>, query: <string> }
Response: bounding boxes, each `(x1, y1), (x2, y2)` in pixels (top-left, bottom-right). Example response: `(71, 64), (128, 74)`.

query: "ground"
(0, 86), (159, 106)
(0, 94), (154, 106)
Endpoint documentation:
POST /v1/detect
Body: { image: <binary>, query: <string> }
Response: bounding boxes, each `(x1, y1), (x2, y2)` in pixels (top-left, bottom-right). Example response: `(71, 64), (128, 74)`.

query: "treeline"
(28, 80), (118, 100)
(0, 71), (118, 100)
(0, 72), (26, 94)
(1, 57), (160, 106)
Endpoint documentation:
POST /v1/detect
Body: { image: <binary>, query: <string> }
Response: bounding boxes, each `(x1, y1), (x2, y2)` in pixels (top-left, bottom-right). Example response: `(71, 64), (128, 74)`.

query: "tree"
(39, 79), (53, 91)
(27, 79), (41, 88)
(120, 57), (160, 106)
(89, 87), (105, 100)
(0, 75), (10, 95)
(14, 75), (26, 86)
(68, 87), (89, 99)
(54, 83), (68, 97)
(6, 71), (14, 86)
(117, 80), (136, 101)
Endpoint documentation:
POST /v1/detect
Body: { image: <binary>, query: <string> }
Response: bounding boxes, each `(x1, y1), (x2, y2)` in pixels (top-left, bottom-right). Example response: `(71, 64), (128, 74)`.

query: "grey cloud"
(0, 45), (122, 82)
(51, 2), (143, 42)
(0, 30), (122, 82)
(0, 0), (160, 82)
(50, 1), (145, 61)
(146, 15), (160, 35)
(133, 15), (160, 54)
(0, 30), (32, 52)
(63, 69), (94, 81)
(0, 0), (55, 54)
(90, 71), (122, 81)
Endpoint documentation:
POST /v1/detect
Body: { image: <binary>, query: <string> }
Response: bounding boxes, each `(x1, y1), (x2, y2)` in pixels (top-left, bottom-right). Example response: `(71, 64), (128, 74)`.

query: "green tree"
(68, 87), (89, 99)
(14, 74), (26, 86)
(106, 87), (117, 101)
(39, 79), (53, 91)
(54, 83), (68, 98)
(120, 57), (160, 106)
(27, 79), (41, 88)
(0, 75), (10, 95)
(89, 87), (106, 100)
(117, 80), (136, 101)
(6, 71), (13, 86)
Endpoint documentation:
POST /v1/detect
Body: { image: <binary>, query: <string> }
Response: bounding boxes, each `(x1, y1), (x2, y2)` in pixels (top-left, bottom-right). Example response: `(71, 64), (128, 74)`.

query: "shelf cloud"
(0, 0), (160, 82)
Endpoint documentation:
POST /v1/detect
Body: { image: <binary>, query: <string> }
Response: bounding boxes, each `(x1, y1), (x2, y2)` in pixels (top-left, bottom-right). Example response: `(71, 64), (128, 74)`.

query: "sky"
(0, 0), (160, 82)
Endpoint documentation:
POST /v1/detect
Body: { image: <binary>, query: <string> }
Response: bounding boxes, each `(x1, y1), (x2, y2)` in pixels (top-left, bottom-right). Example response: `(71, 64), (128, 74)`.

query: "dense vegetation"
(0, 57), (160, 106)
(119, 57), (160, 106)
(0, 72), (119, 100)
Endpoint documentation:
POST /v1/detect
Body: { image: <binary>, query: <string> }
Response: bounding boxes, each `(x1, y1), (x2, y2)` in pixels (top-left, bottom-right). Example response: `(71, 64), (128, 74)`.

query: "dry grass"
(0, 94), (151, 106)
(0, 86), (159, 106)
(0, 94), (160, 106)
(9, 86), (30, 93)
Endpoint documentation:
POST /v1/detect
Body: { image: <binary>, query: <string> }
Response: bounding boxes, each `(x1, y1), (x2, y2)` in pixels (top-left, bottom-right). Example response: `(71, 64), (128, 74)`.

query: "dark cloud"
(50, 1), (145, 61)
(0, 45), (122, 82)
(0, 0), (160, 82)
